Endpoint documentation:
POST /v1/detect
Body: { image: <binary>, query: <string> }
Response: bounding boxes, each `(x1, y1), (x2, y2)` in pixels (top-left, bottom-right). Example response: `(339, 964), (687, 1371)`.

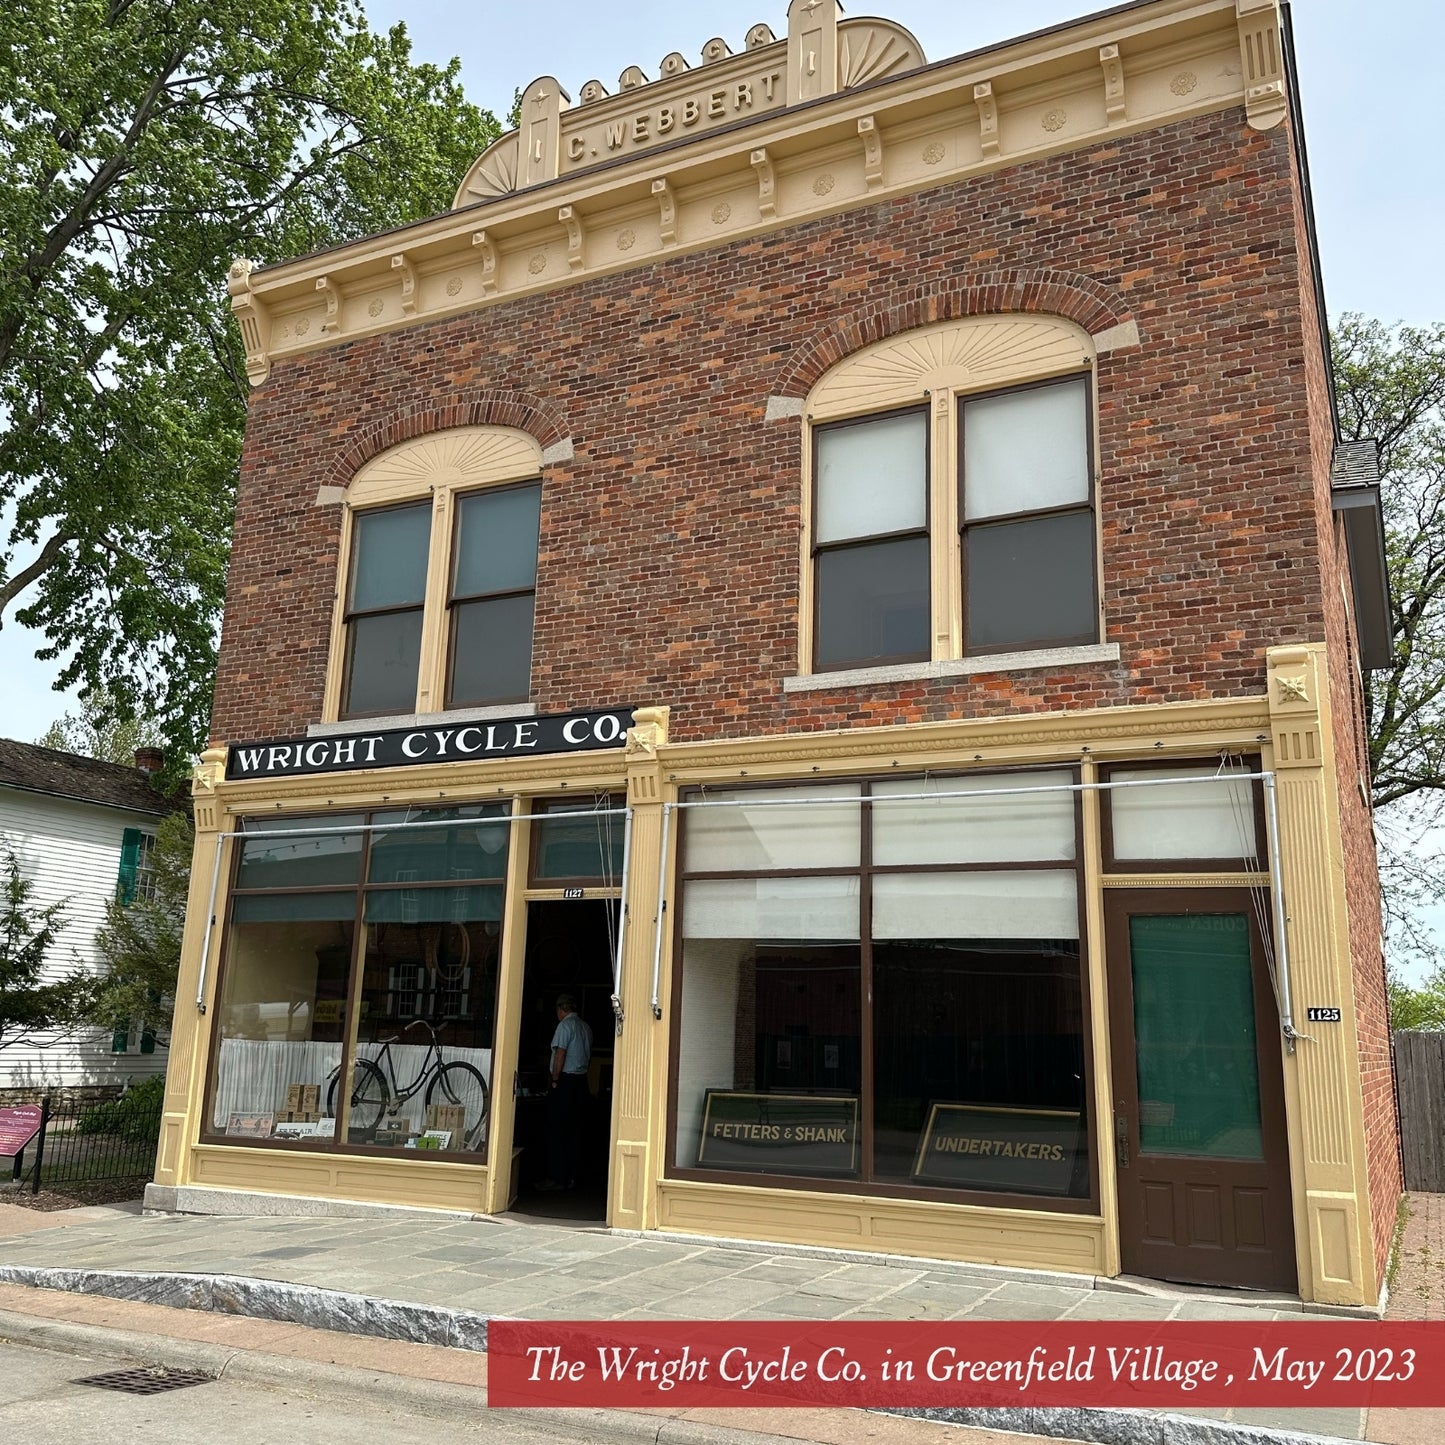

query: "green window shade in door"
(1128, 914), (1264, 1159)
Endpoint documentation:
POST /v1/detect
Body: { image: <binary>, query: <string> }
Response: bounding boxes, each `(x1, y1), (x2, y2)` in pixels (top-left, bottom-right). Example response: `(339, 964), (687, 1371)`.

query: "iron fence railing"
(7, 1088), (162, 1196)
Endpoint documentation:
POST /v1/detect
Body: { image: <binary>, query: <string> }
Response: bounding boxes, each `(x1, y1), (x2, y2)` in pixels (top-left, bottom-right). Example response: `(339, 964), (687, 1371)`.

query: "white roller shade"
(816, 411), (927, 544)
(871, 772), (1075, 865)
(684, 785), (862, 873)
(872, 871), (1080, 940)
(1108, 767), (1258, 861)
(682, 876), (861, 941)
(962, 378), (1089, 520)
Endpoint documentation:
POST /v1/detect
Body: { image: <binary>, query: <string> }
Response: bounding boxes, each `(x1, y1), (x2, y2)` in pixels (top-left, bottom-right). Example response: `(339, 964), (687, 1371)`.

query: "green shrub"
(75, 1074), (165, 1140)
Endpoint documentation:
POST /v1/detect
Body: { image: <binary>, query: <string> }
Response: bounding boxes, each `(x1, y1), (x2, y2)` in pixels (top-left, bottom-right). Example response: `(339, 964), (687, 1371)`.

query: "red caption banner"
(489, 1321), (1445, 1410)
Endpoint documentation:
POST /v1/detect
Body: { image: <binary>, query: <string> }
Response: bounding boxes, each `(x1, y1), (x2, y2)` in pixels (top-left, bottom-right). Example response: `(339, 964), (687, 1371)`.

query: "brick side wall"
(1284, 115), (1401, 1288)
(213, 109), (1328, 747)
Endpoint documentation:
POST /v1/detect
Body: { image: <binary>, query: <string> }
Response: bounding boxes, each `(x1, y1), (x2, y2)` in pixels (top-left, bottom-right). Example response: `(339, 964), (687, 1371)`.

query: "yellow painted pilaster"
(1266, 643), (1376, 1305)
(481, 796), (532, 1215)
(608, 706), (672, 1231)
(153, 745), (230, 1187)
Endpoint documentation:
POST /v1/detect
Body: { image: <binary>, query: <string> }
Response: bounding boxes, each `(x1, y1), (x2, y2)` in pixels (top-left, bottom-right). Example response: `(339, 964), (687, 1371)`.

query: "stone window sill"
(308, 702), (537, 738)
(782, 643), (1121, 694)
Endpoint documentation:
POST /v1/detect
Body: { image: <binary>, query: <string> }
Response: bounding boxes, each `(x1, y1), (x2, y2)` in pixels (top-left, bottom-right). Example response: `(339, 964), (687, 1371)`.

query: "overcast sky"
(4, 2), (1440, 875)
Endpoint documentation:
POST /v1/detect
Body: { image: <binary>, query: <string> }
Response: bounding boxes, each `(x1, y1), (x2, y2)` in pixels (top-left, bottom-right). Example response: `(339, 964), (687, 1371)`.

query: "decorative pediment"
(808, 315), (1094, 419)
(348, 428), (542, 508)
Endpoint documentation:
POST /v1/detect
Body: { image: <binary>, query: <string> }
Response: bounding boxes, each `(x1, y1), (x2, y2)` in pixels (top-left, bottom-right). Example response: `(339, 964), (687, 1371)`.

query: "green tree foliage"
(0, 1), (499, 759)
(37, 688), (163, 766)
(1333, 316), (1445, 808)
(88, 811), (193, 1049)
(0, 844), (93, 1049)
(1334, 317), (1445, 970)
(1388, 966), (1445, 1031)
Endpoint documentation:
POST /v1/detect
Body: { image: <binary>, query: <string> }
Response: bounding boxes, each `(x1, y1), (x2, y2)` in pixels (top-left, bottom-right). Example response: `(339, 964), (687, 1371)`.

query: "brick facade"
(213, 109), (1327, 747)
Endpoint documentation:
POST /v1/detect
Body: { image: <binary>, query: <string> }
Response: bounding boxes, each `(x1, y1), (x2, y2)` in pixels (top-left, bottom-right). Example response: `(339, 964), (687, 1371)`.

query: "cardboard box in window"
(279, 1110), (319, 1124)
(372, 1123), (410, 1148)
(426, 1103), (466, 1138)
(283, 1084), (321, 1115)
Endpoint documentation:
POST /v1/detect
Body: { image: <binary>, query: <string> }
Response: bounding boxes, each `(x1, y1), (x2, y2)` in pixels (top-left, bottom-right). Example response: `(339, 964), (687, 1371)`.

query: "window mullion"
(416, 487), (452, 713)
(931, 391), (960, 661)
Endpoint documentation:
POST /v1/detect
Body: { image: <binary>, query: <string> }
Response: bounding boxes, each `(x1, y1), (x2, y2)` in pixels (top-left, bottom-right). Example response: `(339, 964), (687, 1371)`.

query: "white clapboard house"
(0, 739), (173, 1091)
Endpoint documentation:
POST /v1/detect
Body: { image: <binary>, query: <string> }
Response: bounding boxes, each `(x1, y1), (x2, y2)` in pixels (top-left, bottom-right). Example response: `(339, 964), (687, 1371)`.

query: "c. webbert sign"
(226, 707), (635, 781)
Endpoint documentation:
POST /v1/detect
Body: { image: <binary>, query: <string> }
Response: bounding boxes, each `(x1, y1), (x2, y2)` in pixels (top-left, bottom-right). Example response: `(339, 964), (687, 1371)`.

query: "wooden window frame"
(322, 428), (545, 723)
(664, 767), (1100, 1215)
(798, 314), (1105, 677)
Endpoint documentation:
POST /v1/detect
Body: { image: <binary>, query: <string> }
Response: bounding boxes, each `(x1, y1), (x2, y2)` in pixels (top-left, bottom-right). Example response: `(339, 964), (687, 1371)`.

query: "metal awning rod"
(650, 803), (674, 1020)
(610, 806), (635, 1035)
(669, 773), (1271, 810)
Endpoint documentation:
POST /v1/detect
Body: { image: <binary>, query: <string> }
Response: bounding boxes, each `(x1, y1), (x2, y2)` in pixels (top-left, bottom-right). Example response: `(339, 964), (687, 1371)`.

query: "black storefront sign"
(225, 707), (635, 781)
(697, 1090), (859, 1175)
(912, 1104), (1084, 1195)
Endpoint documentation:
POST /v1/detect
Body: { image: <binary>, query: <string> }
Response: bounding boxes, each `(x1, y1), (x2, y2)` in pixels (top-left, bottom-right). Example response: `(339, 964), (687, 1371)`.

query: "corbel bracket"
(472, 230), (499, 296)
(315, 274), (340, 334)
(390, 252), (418, 315)
(559, 205), (586, 271)
(652, 177), (677, 246)
(858, 115), (884, 189)
(974, 81), (1000, 159)
(751, 147), (777, 219)
(227, 257), (270, 387)
(1099, 45), (1126, 122)
(1236, 0), (1286, 129)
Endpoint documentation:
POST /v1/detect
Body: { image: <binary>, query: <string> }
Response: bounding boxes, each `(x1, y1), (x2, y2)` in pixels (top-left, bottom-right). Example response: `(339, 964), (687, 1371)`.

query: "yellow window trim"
(799, 314), (1101, 675)
(324, 427), (544, 722)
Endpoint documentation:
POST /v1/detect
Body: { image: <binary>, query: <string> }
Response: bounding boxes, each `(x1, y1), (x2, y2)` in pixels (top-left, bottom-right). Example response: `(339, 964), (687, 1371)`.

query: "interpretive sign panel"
(0, 1104), (43, 1156)
(697, 1091), (858, 1176)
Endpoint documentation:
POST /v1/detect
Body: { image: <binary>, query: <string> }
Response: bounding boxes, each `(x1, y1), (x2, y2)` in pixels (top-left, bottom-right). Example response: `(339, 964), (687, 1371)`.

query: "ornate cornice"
(229, 1), (1275, 388)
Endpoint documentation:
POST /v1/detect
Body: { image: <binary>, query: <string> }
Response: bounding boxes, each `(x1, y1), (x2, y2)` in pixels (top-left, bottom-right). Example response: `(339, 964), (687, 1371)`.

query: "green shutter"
(117, 827), (143, 906)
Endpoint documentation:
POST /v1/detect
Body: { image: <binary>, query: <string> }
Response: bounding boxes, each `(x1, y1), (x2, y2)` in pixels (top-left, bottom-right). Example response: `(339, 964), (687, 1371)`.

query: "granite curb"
(0, 1307), (782, 1445)
(0, 1267), (1360, 1445)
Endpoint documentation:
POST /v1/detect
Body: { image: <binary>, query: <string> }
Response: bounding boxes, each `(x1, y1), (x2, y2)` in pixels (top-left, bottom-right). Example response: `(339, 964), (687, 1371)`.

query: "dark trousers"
(547, 1073), (588, 1186)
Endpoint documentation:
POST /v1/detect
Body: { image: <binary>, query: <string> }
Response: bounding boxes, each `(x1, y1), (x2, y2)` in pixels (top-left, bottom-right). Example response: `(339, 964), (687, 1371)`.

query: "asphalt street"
(0, 1337), (638, 1445)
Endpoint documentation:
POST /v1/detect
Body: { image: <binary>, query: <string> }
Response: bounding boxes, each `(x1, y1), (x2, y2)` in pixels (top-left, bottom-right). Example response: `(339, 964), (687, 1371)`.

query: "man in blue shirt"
(539, 993), (592, 1191)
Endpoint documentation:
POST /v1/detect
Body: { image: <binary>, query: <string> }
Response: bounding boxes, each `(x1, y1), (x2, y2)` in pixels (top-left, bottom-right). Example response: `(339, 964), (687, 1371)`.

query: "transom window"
(327, 428), (544, 721)
(803, 314), (1103, 674)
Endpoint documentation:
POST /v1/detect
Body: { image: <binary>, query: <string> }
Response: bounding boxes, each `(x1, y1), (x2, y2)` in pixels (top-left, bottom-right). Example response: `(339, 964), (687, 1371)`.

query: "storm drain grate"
(71, 1366), (214, 1396)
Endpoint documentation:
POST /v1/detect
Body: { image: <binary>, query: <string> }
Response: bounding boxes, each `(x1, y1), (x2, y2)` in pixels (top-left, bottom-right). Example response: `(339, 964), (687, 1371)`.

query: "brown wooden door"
(1105, 889), (1296, 1291)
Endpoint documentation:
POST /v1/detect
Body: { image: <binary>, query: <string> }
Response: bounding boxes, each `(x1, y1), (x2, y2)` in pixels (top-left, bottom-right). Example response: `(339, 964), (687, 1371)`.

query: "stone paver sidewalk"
(0, 1198), (1386, 1442)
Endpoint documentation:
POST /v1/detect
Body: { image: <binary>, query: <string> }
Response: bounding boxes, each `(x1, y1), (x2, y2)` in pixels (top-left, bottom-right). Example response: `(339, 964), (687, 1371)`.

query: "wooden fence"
(1394, 1030), (1445, 1192)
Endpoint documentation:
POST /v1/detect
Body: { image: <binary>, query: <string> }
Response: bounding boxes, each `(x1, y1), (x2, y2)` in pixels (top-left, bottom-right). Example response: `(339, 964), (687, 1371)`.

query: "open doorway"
(511, 899), (616, 1221)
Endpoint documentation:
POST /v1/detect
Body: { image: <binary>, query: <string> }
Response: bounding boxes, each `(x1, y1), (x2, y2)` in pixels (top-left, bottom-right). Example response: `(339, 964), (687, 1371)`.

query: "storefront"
(154, 649), (1385, 1305)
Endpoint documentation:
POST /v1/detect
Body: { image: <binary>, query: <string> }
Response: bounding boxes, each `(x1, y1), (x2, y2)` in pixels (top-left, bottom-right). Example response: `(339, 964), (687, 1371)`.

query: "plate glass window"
(342, 504), (430, 717)
(448, 484), (541, 707)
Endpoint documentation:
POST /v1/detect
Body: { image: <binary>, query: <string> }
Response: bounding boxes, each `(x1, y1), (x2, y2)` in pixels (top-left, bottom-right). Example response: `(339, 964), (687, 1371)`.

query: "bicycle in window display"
(325, 1017), (489, 1150)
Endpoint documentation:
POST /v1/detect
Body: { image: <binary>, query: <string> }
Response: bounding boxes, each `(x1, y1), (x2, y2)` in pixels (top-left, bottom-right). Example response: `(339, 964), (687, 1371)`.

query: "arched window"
(324, 428), (543, 721)
(800, 315), (1104, 677)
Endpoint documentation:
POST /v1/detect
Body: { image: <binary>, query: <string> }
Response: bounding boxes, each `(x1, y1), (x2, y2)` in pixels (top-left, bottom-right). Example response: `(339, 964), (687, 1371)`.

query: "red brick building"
(153, 0), (1399, 1307)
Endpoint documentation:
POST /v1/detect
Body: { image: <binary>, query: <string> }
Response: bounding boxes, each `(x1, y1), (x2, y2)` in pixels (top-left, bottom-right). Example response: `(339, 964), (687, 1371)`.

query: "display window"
(204, 804), (509, 1158)
(668, 771), (1096, 1209)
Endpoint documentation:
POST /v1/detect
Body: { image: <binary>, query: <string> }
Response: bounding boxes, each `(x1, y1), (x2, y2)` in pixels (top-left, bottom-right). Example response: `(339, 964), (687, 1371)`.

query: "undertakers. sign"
(912, 1104), (1084, 1196)
(697, 1091), (859, 1176)
(225, 707), (635, 781)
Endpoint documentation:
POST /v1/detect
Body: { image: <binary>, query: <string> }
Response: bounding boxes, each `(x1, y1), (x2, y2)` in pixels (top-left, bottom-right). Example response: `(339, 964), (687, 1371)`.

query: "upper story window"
(803, 315), (1102, 675)
(327, 429), (544, 721)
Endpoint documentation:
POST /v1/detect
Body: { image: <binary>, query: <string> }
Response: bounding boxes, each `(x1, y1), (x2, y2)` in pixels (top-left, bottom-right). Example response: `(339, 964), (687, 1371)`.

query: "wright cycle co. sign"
(225, 707), (636, 781)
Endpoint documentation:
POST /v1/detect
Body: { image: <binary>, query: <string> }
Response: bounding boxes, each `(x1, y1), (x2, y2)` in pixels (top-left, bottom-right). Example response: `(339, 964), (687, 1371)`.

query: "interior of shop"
(509, 898), (617, 1220)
